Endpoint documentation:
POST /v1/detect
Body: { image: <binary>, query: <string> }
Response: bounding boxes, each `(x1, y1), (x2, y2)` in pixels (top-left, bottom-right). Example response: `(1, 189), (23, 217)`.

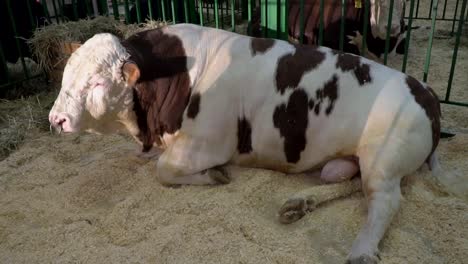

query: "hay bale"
(28, 16), (125, 74)
(28, 17), (167, 84)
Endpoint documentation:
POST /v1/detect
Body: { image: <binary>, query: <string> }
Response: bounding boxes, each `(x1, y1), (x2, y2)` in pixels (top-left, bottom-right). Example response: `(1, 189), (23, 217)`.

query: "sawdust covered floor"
(0, 131), (467, 264)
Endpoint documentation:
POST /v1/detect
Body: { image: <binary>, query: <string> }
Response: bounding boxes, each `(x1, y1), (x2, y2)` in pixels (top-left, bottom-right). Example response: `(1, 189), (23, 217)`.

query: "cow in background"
(250, 0), (408, 60)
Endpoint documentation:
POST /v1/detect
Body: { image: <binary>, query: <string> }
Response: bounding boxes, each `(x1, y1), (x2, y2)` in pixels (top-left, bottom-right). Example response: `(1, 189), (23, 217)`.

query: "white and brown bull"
(49, 24), (441, 264)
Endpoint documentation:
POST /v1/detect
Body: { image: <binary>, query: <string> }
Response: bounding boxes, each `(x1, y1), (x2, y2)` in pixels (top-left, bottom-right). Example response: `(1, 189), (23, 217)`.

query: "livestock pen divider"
(1, 0), (467, 111)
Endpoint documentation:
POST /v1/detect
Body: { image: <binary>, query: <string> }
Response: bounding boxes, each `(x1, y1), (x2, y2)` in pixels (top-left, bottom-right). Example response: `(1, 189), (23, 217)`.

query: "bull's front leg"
(155, 133), (234, 186)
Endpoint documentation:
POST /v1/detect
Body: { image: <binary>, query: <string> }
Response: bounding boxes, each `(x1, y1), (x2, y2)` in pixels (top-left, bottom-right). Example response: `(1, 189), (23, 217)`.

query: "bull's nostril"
(57, 118), (66, 126)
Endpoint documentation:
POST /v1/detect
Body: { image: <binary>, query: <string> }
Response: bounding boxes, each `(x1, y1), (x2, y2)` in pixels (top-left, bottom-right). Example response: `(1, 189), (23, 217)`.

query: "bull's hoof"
(278, 197), (316, 224)
(209, 166), (231, 184)
(346, 254), (380, 264)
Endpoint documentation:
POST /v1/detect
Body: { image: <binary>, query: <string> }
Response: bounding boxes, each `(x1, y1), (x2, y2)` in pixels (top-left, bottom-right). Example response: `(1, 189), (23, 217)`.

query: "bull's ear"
(122, 61), (140, 87)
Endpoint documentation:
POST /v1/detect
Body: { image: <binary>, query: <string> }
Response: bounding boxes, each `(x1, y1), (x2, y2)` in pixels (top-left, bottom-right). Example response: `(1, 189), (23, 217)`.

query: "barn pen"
(0, 0), (467, 263)
(1, 0), (467, 119)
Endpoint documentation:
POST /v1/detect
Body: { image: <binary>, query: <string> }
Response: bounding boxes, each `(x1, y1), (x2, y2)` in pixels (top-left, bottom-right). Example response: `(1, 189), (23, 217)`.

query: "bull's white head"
(48, 33), (141, 135)
(370, 0), (406, 39)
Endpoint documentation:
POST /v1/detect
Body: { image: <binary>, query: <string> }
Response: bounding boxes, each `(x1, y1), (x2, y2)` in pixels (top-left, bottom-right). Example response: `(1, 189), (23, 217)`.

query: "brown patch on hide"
(273, 89), (309, 163)
(312, 75), (339, 116)
(250, 38), (275, 56)
(123, 28), (192, 152)
(187, 93), (201, 119)
(405, 76), (441, 159)
(335, 52), (372, 85)
(237, 117), (253, 154)
(275, 45), (326, 94)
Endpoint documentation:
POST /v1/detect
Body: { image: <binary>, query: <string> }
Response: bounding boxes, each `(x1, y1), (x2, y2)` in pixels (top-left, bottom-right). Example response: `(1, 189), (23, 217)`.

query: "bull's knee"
(320, 157), (359, 183)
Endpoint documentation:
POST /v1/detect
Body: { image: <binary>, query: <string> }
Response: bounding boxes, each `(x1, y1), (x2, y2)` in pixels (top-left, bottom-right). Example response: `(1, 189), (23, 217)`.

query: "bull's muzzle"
(49, 113), (70, 134)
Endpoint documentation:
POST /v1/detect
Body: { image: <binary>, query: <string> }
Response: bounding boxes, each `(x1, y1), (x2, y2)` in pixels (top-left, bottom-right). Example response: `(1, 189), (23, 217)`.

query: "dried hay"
(0, 91), (56, 160)
(122, 19), (169, 39)
(28, 16), (168, 73)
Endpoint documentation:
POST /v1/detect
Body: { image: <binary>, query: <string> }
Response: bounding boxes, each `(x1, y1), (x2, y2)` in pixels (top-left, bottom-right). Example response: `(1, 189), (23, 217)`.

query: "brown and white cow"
(49, 24), (441, 264)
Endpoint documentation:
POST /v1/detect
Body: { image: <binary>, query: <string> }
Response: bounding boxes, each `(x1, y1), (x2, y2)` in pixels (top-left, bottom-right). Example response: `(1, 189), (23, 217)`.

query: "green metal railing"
(1, 0), (467, 108)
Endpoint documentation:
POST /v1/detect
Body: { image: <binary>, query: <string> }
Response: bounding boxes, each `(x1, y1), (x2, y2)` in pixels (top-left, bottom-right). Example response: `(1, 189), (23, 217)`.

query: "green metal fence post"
(247, 0), (251, 35)
(6, 0), (30, 79)
(224, 0), (228, 26)
(214, 0), (219, 28)
(40, 0), (52, 24)
(442, 0), (448, 19)
(428, 0), (434, 18)
(205, 2), (210, 22)
(423, 0), (439, 82)
(339, 0), (346, 51)
(242, 0), (248, 19)
(451, 0), (460, 35)
(276, 0), (281, 38)
(85, 0), (93, 17)
(284, 0), (288, 40)
(147, 0), (154, 20)
(222, 0), (226, 26)
(72, 0), (79, 20)
(171, 0), (177, 23)
(232, 0), (236, 32)
(445, 0), (467, 103)
(51, 0), (60, 23)
(415, 0), (420, 18)
(124, 0), (130, 23)
(383, 0), (395, 65)
(136, 0), (142, 22)
(198, 0), (204, 25)
(184, 0), (189, 22)
(59, 0), (65, 21)
(25, 0), (36, 29)
(162, 0), (167, 21)
(187, 0), (196, 23)
(220, 0), (225, 29)
(111, 0), (120, 20)
(361, 0), (369, 56)
(318, 0), (324, 45)
(264, 0), (268, 38)
(402, 0), (416, 73)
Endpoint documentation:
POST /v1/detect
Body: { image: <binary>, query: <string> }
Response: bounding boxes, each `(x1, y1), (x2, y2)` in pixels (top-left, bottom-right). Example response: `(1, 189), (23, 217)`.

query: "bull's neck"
(122, 27), (193, 152)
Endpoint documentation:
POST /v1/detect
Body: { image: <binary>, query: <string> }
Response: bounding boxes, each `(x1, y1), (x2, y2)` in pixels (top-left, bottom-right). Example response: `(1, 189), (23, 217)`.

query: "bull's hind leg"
(346, 135), (429, 264)
(155, 133), (234, 186)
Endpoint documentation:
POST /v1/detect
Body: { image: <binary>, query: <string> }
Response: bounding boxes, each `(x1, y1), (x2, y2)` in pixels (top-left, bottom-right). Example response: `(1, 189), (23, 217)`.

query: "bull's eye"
(93, 83), (104, 88)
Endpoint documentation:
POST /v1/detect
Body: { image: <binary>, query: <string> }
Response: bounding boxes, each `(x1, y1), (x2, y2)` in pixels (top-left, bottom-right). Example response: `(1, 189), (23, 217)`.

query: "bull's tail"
(426, 150), (466, 199)
(426, 150), (441, 172)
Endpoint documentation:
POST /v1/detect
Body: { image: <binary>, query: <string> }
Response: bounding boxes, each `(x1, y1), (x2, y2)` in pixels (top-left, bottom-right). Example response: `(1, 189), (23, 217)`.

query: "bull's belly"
(230, 151), (355, 174)
(229, 137), (356, 174)
(230, 152), (302, 173)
